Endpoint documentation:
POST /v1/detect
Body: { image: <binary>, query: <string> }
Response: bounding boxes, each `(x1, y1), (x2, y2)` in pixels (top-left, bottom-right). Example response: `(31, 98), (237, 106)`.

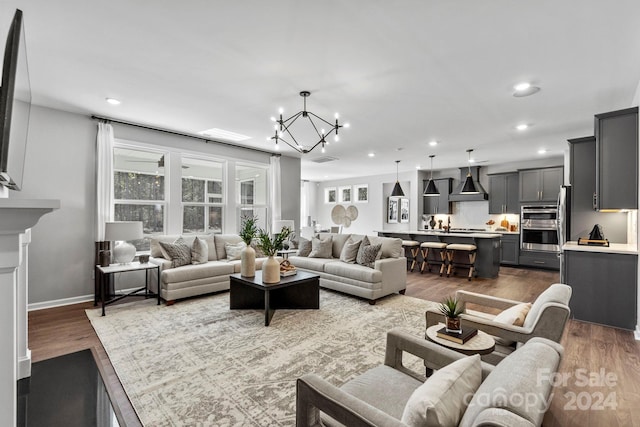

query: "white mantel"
(0, 198), (59, 426)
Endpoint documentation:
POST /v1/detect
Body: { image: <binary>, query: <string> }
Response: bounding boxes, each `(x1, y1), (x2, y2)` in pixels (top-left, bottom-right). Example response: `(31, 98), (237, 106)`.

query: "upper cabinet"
(488, 172), (519, 214)
(423, 178), (453, 215)
(595, 107), (638, 210)
(519, 167), (563, 203)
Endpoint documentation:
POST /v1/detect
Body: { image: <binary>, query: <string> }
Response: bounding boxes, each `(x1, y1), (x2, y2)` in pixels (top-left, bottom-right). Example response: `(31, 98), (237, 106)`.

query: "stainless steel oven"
(520, 205), (559, 252)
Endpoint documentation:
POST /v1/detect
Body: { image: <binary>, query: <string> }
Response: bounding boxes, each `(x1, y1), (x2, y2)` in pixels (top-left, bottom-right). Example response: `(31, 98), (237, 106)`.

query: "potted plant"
(256, 226), (292, 283)
(439, 295), (465, 333)
(239, 215), (258, 277)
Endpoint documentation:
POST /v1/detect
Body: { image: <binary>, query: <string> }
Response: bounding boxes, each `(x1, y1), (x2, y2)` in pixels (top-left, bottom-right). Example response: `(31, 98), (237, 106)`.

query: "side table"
(95, 262), (160, 316)
(276, 249), (298, 259)
(425, 324), (495, 356)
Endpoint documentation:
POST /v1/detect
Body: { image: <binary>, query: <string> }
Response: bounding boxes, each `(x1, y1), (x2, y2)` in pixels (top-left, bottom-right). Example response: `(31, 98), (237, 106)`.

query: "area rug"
(87, 290), (438, 426)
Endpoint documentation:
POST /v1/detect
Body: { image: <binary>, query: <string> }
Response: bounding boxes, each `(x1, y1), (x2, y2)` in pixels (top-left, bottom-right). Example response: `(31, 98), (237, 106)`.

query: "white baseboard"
(28, 294), (94, 311)
(28, 287), (153, 311)
(17, 351), (31, 379)
(635, 325), (640, 341)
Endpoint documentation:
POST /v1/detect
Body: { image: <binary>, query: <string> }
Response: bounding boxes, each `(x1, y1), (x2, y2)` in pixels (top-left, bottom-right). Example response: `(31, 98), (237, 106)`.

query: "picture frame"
(387, 197), (399, 223)
(354, 184), (368, 203)
(325, 187), (337, 204)
(339, 185), (352, 203)
(400, 198), (410, 223)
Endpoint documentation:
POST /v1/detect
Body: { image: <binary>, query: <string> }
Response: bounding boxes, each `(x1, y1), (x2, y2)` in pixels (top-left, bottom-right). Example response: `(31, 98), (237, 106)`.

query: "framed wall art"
(325, 187), (337, 204)
(387, 197), (399, 223)
(354, 184), (368, 203)
(339, 186), (352, 203)
(400, 198), (410, 223)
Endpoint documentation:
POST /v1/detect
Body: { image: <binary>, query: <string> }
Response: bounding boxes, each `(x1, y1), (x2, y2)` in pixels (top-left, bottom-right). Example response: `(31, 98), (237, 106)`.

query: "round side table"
(425, 324), (495, 356)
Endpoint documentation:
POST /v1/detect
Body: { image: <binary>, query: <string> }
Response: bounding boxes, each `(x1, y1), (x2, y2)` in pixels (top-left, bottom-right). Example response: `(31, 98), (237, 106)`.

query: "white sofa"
(149, 234), (275, 303)
(288, 233), (407, 304)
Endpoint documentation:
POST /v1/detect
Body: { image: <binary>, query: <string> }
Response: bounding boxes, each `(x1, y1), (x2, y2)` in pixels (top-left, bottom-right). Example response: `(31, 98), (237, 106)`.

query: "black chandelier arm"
(272, 134), (304, 154)
(306, 111), (340, 129)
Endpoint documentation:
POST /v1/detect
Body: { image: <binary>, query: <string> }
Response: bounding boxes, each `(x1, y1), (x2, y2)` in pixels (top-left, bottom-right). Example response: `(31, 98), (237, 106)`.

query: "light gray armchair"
(426, 283), (572, 365)
(296, 328), (563, 427)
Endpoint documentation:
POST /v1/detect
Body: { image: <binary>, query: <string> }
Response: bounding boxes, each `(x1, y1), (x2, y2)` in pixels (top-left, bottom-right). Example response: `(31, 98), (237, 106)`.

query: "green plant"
(439, 295), (465, 318)
(239, 215), (258, 245)
(256, 226), (292, 256)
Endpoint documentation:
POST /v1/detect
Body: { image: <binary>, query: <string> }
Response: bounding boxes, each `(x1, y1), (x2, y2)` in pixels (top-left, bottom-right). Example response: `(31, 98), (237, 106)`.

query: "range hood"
(449, 166), (489, 201)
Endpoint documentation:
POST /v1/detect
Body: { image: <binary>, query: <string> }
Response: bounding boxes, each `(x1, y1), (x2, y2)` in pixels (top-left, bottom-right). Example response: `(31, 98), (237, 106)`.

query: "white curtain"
(269, 155), (282, 232)
(96, 122), (114, 241)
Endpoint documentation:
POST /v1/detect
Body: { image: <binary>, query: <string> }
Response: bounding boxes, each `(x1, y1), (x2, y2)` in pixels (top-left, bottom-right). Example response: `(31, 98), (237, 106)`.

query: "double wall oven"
(520, 205), (559, 252)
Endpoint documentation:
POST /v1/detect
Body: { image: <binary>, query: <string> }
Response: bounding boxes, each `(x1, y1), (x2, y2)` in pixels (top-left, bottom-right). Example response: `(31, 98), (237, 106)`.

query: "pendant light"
(461, 149), (479, 194)
(391, 160), (405, 197)
(423, 155), (440, 197)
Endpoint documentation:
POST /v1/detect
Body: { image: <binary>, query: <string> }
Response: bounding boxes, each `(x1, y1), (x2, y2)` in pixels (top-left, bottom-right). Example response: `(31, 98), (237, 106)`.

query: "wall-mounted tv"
(0, 9), (31, 191)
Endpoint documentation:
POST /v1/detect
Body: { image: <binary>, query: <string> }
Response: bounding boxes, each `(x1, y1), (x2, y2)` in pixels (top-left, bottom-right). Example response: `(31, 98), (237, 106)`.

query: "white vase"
(240, 245), (256, 277)
(262, 255), (280, 283)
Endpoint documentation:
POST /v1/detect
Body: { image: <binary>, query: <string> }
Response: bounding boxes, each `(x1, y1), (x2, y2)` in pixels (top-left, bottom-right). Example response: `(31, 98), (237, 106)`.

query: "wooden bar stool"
(419, 242), (448, 276)
(445, 243), (477, 281)
(401, 240), (420, 272)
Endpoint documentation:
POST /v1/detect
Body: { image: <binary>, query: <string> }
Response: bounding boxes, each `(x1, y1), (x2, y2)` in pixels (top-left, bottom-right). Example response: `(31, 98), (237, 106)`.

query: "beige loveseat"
(288, 233), (407, 304)
(149, 234), (276, 303)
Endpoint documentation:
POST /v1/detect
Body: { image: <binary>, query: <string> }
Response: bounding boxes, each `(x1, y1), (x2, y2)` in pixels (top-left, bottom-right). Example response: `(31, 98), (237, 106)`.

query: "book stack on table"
(436, 327), (478, 344)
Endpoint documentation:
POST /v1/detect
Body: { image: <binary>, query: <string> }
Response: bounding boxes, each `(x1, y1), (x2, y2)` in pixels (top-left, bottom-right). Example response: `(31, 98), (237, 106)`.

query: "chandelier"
(270, 91), (348, 154)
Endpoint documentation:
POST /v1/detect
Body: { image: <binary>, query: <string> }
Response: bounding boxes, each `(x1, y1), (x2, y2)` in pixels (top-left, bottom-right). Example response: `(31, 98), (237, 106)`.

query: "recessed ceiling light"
(106, 98), (121, 105)
(538, 149), (547, 154)
(429, 140), (438, 147)
(516, 124), (529, 131)
(416, 165), (421, 169)
(368, 152), (375, 157)
(513, 82), (541, 97)
(199, 128), (251, 142)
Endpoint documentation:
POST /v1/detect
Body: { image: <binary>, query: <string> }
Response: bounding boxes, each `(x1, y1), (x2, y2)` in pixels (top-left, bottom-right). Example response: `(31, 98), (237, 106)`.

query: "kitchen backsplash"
(422, 201), (520, 231)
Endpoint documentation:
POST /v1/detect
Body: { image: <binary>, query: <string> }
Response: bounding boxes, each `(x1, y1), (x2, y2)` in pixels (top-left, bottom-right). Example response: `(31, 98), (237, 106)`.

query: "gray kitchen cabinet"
(423, 178), (452, 215)
(564, 250), (637, 330)
(595, 107), (638, 210)
(499, 234), (519, 265)
(519, 167), (563, 202)
(518, 250), (559, 269)
(489, 172), (519, 214)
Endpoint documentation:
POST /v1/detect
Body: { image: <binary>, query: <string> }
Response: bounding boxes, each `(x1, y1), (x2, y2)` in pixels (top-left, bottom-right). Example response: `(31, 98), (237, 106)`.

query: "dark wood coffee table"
(229, 270), (320, 326)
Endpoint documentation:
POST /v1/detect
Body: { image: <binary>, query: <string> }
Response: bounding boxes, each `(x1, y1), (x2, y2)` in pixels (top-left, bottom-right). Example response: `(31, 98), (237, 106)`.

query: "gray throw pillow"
(297, 237), (312, 257)
(191, 237), (209, 265)
(225, 241), (247, 261)
(339, 237), (362, 263)
(356, 236), (382, 268)
(159, 237), (192, 268)
(308, 236), (333, 258)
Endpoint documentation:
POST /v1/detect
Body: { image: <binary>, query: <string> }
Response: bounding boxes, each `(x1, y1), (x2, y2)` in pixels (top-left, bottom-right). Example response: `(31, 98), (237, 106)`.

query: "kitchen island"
(376, 230), (501, 278)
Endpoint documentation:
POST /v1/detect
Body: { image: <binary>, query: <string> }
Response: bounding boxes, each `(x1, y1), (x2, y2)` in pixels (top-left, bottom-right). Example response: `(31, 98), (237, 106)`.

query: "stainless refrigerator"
(557, 185), (571, 282)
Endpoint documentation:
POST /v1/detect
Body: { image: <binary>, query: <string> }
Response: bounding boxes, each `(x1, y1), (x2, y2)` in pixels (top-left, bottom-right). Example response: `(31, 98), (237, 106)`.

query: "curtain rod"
(90, 114), (280, 157)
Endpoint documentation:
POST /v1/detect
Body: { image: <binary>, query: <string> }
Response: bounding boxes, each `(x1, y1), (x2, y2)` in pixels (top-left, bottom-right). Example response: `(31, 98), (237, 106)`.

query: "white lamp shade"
(272, 220), (295, 233)
(104, 221), (143, 242)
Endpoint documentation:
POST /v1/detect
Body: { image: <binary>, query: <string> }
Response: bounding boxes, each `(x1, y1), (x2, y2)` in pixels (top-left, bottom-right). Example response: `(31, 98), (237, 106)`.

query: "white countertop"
(563, 241), (638, 255)
(377, 230), (502, 239)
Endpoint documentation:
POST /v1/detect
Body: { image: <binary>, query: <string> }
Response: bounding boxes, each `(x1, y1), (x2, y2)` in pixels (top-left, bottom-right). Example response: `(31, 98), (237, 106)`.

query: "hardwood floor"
(28, 266), (640, 426)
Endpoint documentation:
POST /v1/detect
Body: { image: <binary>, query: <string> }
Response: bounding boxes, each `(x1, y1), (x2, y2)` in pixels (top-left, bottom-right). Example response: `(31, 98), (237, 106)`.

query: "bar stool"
(401, 240), (420, 272)
(419, 242), (448, 276)
(445, 243), (477, 281)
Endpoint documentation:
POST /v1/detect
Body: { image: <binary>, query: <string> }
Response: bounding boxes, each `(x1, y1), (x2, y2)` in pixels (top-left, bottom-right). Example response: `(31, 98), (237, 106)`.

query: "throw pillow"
(401, 354), (482, 427)
(191, 237), (209, 265)
(339, 237), (362, 263)
(159, 237), (192, 268)
(297, 237), (312, 257)
(250, 239), (265, 258)
(225, 241), (247, 261)
(308, 236), (333, 258)
(492, 302), (532, 346)
(356, 236), (382, 268)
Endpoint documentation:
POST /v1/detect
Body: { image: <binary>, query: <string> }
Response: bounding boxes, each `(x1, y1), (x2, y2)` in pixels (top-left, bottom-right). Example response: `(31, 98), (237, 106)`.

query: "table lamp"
(105, 221), (143, 264)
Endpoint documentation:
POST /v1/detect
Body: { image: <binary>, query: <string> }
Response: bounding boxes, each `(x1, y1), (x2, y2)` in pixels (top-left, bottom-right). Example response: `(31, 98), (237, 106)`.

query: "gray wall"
(10, 105), (300, 306)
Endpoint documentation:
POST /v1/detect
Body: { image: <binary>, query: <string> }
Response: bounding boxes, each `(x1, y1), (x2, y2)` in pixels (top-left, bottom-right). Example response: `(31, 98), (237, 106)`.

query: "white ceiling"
(5, 0), (640, 181)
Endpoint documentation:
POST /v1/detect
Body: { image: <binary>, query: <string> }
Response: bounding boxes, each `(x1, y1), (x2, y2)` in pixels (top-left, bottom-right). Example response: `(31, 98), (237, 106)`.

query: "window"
(113, 147), (166, 250)
(182, 157), (224, 234)
(236, 164), (268, 231)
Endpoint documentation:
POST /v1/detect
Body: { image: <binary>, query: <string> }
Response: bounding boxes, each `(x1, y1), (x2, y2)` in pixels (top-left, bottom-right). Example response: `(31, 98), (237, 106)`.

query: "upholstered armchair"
(296, 328), (563, 427)
(426, 283), (572, 365)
